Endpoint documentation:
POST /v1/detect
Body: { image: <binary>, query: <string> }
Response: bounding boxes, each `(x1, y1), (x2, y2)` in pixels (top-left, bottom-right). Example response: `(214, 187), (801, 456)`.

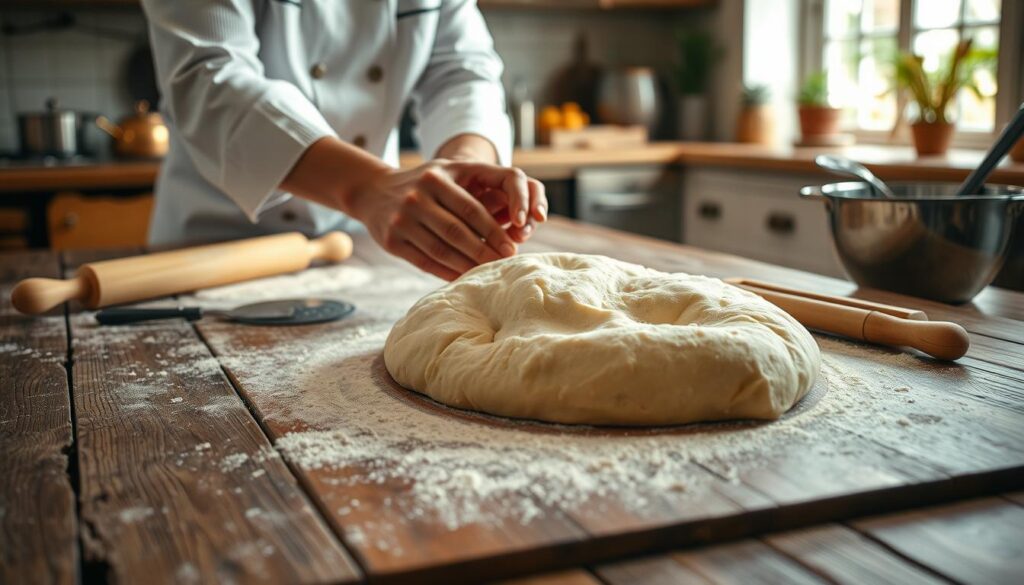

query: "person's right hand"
(348, 160), (543, 281)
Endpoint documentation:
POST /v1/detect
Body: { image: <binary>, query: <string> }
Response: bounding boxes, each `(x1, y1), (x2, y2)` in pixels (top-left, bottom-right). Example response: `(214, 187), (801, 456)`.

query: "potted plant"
(797, 71), (843, 142)
(893, 39), (995, 156)
(674, 30), (720, 141)
(736, 84), (773, 145)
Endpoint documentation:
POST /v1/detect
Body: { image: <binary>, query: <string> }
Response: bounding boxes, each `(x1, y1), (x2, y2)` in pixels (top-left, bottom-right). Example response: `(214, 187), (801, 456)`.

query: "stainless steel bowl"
(800, 181), (1024, 304)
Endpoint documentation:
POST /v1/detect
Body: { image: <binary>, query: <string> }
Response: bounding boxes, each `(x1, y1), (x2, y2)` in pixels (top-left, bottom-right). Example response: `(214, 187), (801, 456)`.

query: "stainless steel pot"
(800, 181), (1024, 304)
(18, 98), (82, 158)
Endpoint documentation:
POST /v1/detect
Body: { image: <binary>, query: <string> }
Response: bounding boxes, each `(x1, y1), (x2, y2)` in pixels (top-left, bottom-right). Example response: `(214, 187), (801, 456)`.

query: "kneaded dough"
(383, 253), (820, 426)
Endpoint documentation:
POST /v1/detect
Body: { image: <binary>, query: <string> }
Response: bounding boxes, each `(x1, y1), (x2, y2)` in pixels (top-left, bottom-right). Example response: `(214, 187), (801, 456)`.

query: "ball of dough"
(384, 253), (820, 426)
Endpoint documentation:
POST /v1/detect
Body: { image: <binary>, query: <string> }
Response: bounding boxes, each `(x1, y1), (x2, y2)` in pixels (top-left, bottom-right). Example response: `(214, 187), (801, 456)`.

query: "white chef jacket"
(141, 0), (512, 245)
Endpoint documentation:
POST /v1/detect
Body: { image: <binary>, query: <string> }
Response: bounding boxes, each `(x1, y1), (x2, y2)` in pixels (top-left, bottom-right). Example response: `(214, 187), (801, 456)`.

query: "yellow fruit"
(539, 106), (563, 130)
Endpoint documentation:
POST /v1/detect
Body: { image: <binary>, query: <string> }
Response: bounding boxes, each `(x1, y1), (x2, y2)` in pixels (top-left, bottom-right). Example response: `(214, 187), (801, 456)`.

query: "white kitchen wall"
(0, 4), (733, 154)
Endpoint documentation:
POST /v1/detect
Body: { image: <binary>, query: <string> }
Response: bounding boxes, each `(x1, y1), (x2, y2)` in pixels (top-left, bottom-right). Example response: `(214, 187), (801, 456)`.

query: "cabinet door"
(683, 169), (844, 277)
(577, 166), (681, 242)
(47, 192), (154, 251)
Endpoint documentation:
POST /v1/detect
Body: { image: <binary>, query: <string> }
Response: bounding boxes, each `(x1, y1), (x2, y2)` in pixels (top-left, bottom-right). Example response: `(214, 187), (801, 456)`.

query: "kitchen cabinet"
(577, 165), (681, 242)
(46, 191), (153, 251)
(682, 167), (844, 277)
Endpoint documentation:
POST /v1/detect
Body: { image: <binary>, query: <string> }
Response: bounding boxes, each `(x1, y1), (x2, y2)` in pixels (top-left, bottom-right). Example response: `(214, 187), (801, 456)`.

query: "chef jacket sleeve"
(141, 0), (337, 222)
(411, 0), (513, 166)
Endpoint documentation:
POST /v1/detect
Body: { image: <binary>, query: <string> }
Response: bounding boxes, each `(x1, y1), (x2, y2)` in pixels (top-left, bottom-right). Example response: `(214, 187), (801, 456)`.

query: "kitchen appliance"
(96, 100), (170, 159)
(17, 98), (98, 158)
(728, 278), (969, 360)
(95, 298), (355, 326)
(800, 181), (1024, 304)
(576, 166), (680, 242)
(11, 231), (353, 315)
(596, 67), (661, 133)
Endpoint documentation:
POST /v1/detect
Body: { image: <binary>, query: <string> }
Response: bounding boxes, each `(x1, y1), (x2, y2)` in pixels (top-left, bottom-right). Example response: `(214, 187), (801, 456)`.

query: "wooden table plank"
(672, 540), (829, 585)
(62, 250), (361, 584)
(595, 554), (714, 584)
(765, 524), (947, 585)
(853, 497), (1024, 585)
(0, 251), (77, 585)
(497, 569), (603, 585)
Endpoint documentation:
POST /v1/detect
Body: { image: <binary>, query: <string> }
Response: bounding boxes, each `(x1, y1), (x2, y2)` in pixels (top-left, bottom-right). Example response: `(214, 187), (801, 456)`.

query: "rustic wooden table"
(3, 217), (1023, 584)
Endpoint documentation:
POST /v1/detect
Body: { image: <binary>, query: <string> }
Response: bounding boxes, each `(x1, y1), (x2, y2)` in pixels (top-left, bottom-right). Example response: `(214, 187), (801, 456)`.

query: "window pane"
(826, 0), (863, 38)
(857, 37), (898, 129)
(914, 0), (962, 29)
(913, 28), (961, 74)
(965, 0), (1000, 23)
(959, 26), (999, 131)
(862, 0), (900, 33)
(825, 39), (860, 118)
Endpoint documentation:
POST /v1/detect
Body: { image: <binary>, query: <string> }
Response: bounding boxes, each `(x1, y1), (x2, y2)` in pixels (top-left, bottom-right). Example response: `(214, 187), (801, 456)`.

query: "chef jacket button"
(367, 65), (383, 82)
(353, 135), (367, 148)
(281, 210), (297, 222)
(310, 63), (327, 79)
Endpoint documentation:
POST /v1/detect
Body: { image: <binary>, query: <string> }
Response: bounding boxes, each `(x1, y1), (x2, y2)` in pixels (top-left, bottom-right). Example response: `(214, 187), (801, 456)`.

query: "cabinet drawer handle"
(697, 201), (721, 220)
(766, 212), (795, 234)
(62, 212), (79, 230)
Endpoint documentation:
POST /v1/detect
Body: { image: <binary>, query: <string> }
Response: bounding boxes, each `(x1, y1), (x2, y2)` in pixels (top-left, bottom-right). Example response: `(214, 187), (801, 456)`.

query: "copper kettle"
(96, 100), (169, 159)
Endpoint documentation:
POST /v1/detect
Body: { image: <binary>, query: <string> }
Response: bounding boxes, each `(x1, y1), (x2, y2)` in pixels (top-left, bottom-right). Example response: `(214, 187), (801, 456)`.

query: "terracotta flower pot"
(798, 106), (842, 138)
(736, 105), (774, 146)
(911, 121), (954, 156)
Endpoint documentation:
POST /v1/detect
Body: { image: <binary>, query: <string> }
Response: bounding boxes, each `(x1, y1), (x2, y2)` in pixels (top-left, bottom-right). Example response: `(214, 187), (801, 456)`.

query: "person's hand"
(348, 160), (548, 280)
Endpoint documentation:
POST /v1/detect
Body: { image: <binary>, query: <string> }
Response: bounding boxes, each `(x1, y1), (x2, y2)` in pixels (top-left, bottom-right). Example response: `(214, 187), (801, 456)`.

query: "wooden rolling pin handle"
(11, 275), (91, 315)
(863, 312), (971, 361)
(308, 231), (354, 263)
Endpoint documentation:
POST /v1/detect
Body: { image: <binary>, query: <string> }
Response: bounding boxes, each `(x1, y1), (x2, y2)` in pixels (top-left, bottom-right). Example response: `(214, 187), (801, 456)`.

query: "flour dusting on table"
(195, 264), (982, 556)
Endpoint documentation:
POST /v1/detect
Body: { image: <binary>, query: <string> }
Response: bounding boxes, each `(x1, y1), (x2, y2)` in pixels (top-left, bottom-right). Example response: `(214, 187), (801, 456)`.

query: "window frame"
(800, 0), (1023, 150)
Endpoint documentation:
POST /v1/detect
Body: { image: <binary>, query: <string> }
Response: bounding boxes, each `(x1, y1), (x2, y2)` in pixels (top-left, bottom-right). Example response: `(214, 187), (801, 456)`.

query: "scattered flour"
(67, 262), (1002, 557)
(201, 269), (873, 544)
(220, 452), (250, 472)
(192, 264), (375, 307)
(118, 506), (155, 524)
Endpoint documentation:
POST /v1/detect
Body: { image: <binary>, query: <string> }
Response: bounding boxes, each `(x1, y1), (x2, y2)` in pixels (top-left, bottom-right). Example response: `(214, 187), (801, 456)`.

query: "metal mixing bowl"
(800, 181), (1024, 304)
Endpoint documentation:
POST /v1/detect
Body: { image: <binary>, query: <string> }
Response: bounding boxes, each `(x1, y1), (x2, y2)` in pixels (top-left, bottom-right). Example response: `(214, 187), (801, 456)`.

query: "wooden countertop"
(4, 143), (1023, 192)
(4, 218), (1023, 583)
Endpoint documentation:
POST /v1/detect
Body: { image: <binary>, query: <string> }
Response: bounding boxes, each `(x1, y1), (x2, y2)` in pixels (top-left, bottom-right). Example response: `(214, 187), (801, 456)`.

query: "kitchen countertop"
(3, 218), (1023, 583)
(3, 142), (1023, 192)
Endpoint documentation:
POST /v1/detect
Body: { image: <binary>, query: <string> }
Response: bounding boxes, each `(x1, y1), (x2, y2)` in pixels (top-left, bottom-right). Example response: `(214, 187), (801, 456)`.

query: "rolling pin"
(727, 279), (970, 361)
(11, 231), (353, 315)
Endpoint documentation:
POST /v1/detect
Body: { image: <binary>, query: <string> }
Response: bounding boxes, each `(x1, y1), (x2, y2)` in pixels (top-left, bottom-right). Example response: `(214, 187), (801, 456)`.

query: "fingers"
(529, 178), (548, 222)
(390, 239), (461, 281)
(451, 163), (531, 228)
(402, 218), (476, 275)
(421, 170), (517, 258)
(418, 198), (504, 265)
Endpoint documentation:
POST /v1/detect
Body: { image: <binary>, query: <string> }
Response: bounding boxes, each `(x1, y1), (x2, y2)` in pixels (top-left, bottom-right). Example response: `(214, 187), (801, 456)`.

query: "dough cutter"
(95, 299), (355, 326)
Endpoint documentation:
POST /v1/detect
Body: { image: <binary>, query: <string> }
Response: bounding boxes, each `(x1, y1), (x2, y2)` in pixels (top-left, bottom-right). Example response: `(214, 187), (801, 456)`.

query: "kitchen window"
(801, 0), (1022, 146)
